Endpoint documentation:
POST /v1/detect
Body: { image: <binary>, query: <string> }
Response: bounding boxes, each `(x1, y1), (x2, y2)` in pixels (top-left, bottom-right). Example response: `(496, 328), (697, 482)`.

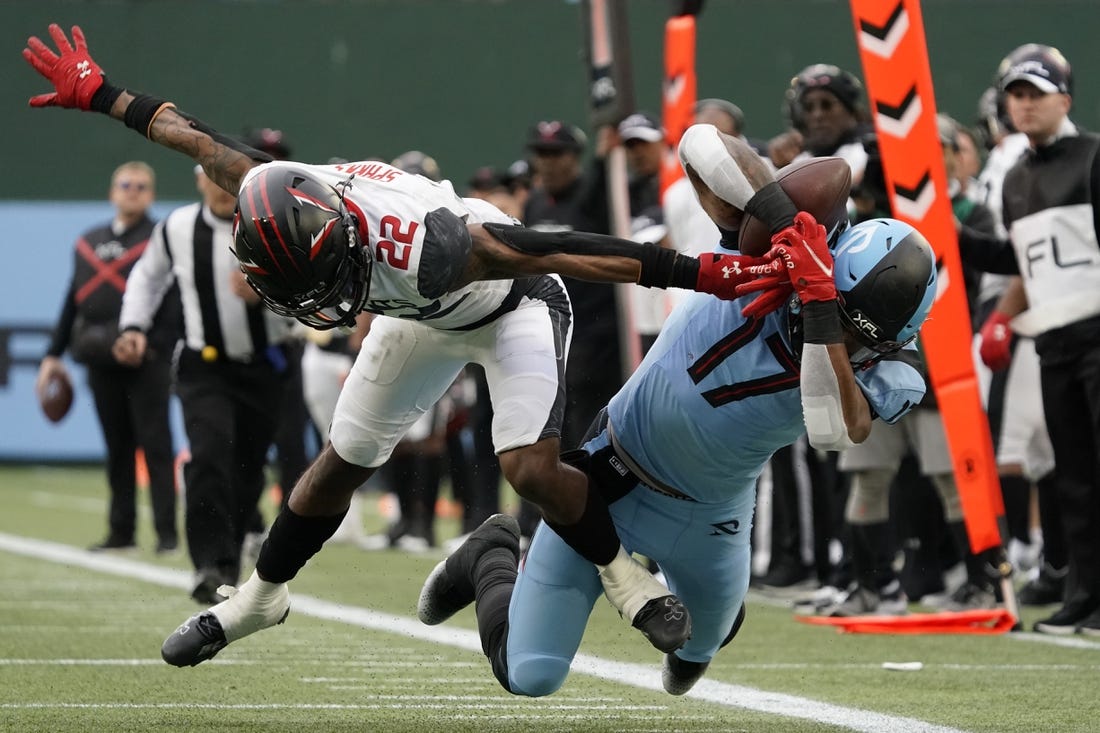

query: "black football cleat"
(630, 595), (692, 654)
(161, 571), (290, 667)
(418, 513), (520, 625)
(161, 611), (230, 667)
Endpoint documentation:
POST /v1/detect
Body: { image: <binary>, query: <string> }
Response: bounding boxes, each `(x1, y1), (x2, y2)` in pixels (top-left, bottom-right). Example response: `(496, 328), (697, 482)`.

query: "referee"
(114, 165), (296, 604)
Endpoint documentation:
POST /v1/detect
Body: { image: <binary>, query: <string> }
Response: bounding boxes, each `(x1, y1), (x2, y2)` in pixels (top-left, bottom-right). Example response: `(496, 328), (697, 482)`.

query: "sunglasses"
(116, 181), (151, 192)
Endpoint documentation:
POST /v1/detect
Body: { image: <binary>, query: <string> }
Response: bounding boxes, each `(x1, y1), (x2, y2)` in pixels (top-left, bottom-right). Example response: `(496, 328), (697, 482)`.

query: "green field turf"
(1, 464), (1097, 733)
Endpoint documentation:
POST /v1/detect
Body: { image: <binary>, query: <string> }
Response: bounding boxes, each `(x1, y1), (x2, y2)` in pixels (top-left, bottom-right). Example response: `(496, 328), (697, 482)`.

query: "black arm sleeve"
(956, 224), (1020, 274)
(173, 108), (275, 165)
(480, 223), (700, 289)
(744, 182), (798, 234)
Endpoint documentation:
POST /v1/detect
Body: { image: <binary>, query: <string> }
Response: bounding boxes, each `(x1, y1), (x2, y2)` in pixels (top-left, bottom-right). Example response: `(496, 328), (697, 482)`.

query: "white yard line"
(0, 531), (978, 733)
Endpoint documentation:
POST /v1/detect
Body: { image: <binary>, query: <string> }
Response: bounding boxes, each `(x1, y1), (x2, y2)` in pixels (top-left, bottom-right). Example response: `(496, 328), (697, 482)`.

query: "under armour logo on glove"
(695, 252), (783, 300)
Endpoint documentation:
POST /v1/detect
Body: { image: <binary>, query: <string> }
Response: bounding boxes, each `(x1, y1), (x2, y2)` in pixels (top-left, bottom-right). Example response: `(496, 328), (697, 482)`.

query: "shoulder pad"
(417, 207), (472, 299)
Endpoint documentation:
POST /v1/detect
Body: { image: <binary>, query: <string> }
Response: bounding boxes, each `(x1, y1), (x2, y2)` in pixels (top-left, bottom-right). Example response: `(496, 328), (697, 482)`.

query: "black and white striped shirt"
(120, 202), (295, 361)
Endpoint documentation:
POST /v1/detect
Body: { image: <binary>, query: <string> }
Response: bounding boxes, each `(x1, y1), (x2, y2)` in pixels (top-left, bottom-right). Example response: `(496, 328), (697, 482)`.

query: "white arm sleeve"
(677, 124), (757, 209)
(800, 342), (856, 451)
(119, 222), (175, 332)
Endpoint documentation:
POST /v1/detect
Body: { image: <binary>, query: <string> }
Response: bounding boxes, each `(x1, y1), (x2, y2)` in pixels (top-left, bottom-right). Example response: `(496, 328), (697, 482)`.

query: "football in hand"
(737, 157), (853, 256)
(38, 370), (74, 424)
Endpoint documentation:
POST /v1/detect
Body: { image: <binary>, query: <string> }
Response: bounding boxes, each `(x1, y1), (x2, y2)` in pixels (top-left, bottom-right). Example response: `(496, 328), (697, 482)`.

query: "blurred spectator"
(969, 63), (1062, 605)
(520, 118), (616, 541)
(784, 64), (870, 183)
(764, 66), (871, 597)
(959, 44), (1096, 634)
(38, 161), (180, 554)
(466, 165), (523, 220)
(615, 112), (671, 355)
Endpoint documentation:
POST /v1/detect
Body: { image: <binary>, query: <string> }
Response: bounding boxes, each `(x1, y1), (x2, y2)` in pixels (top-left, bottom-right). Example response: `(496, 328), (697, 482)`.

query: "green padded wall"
(5, 0), (1097, 200)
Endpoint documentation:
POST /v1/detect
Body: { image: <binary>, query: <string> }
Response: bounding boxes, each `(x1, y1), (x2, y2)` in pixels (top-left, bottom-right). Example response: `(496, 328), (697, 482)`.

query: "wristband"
(89, 78), (124, 115)
(638, 243), (700, 289)
(123, 93), (176, 138)
(744, 182), (798, 235)
(802, 300), (843, 345)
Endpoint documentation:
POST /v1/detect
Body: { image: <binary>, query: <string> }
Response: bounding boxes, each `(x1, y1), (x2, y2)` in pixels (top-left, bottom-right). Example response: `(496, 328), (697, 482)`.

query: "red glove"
(695, 252), (784, 300)
(979, 310), (1013, 371)
(23, 24), (106, 109)
(766, 211), (836, 303)
(740, 282), (794, 320)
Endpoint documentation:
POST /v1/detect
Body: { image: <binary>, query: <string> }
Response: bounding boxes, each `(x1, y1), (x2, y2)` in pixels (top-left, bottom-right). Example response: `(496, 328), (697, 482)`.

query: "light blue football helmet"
(786, 217), (936, 369)
(832, 217), (937, 367)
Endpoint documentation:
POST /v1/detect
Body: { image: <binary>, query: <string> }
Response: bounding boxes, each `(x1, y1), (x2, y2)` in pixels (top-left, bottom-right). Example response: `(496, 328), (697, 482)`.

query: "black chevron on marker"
(858, 1), (905, 39)
(893, 171), (932, 202)
(875, 85), (919, 121)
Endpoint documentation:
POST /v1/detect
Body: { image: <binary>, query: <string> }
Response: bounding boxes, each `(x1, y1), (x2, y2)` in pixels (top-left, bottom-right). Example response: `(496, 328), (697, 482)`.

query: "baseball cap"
(467, 166), (506, 193)
(526, 121), (586, 152)
(617, 112), (665, 143)
(998, 43), (1072, 95)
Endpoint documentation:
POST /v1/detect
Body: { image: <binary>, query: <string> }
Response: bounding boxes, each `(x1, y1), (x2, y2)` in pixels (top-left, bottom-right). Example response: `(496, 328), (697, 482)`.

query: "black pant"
(1040, 349), (1100, 600)
(86, 359), (176, 544)
(176, 350), (285, 584)
(461, 365), (500, 533)
(273, 340), (312, 509)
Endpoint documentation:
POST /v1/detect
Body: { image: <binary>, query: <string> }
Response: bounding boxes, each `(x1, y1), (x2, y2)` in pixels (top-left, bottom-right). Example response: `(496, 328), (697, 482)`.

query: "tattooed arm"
(106, 92), (259, 195)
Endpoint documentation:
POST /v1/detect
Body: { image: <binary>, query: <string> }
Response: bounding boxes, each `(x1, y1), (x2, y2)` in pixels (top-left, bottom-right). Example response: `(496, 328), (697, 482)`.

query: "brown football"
(38, 370), (74, 424)
(737, 157), (852, 256)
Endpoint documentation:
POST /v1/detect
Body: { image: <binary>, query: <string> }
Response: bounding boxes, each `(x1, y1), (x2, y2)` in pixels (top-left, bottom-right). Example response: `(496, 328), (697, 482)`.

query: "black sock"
(255, 507), (348, 583)
(474, 548), (519, 691)
(852, 521), (895, 590)
(999, 474), (1031, 544)
(542, 486), (620, 566)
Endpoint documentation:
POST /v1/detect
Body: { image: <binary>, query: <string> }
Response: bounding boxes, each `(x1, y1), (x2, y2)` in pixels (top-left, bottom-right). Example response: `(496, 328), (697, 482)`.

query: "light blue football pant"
(504, 431), (755, 697)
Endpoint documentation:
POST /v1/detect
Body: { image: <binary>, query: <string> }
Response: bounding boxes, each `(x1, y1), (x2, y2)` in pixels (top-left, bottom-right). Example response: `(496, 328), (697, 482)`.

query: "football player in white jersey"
(24, 25), (831, 665)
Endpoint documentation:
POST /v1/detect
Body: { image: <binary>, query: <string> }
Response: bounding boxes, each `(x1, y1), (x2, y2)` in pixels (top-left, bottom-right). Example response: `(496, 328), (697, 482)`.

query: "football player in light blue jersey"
(419, 209), (936, 697)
